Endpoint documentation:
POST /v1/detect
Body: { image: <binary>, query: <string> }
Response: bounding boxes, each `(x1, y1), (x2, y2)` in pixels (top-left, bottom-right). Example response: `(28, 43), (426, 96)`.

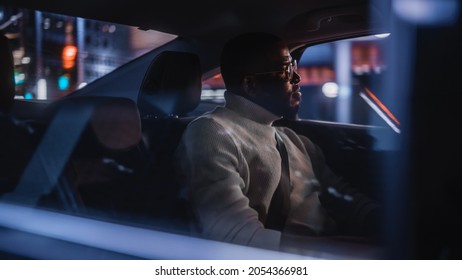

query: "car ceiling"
(1, 0), (390, 88)
(1, 0), (389, 48)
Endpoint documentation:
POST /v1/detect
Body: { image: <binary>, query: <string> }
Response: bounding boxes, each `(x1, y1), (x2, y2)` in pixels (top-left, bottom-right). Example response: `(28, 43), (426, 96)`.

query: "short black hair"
(220, 32), (285, 92)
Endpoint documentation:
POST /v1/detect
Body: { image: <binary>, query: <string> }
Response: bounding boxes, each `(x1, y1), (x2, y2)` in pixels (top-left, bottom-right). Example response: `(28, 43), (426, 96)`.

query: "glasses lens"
(252, 59), (297, 80)
(287, 59), (297, 80)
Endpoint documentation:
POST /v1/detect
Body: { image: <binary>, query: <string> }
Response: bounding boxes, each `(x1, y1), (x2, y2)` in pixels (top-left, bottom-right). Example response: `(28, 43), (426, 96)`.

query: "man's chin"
(290, 91), (302, 107)
(290, 99), (300, 108)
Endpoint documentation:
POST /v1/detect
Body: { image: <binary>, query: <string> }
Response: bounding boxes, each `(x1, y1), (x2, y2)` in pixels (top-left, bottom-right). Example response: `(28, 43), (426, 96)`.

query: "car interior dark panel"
(0, 1), (374, 35)
(10, 100), (51, 121)
(283, 3), (387, 47)
(0, 32), (14, 113)
(401, 18), (462, 259)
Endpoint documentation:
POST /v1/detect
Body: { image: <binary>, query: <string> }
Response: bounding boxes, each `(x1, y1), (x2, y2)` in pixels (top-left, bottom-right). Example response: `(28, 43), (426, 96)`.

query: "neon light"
(360, 92), (401, 134)
(363, 86), (400, 126)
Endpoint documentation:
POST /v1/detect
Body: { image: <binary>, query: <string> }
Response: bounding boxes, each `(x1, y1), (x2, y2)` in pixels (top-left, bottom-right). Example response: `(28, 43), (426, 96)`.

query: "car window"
(297, 34), (394, 127)
(201, 73), (225, 103)
(200, 34), (396, 130)
(0, 5), (177, 101)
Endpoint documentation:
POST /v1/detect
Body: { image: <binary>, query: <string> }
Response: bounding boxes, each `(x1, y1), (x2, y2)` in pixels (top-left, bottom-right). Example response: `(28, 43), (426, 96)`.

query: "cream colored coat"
(174, 92), (338, 250)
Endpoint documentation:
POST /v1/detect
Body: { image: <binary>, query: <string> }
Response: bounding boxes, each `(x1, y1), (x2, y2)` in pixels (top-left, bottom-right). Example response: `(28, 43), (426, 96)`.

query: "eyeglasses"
(252, 59), (297, 81)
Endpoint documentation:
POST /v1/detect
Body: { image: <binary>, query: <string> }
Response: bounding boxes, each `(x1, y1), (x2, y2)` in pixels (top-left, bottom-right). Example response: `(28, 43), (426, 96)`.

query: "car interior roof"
(2, 0), (392, 86)
(2, 0), (388, 48)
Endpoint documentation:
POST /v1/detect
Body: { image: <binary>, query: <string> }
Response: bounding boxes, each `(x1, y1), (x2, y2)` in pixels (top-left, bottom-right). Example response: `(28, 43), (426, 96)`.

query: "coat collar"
(224, 91), (281, 126)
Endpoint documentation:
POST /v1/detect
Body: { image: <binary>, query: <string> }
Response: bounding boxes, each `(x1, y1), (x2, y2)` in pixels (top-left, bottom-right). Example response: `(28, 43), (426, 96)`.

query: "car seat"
(3, 96), (148, 219)
(138, 50), (202, 119)
(137, 50), (202, 232)
(43, 96), (148, 217)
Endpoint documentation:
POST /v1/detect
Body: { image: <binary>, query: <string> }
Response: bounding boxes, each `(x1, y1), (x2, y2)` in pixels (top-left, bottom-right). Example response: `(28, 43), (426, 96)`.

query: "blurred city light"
(393, 0), (460, 25)
(21, 56), (31, 64)
(322, 82), (339, 98)
(37, 79), (47, 100)
(24, 92), (33, 99)
(0, 11), (23, 30)
(14, 71), (25, 85)
(1, 5), (178, 101)
(58, 74), (70, 90)
(78, 82), (88, 89)
(62, 45), (77, 69)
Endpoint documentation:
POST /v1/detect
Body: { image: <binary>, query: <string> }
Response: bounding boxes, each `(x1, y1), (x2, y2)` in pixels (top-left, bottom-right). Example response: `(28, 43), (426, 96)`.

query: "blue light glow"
(58, 75), (70, 90)
(393, 0), (460, 25)
(24, 92), (33, 100)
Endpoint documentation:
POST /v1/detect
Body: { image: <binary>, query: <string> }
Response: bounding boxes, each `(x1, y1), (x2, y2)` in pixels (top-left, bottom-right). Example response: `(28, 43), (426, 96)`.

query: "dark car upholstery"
(0, 32), (15, 114)
(36, 96), (147, 215)
(138, 51), (202, 231)
(0, 32), (38, 194)
(2, 95), (149, 218)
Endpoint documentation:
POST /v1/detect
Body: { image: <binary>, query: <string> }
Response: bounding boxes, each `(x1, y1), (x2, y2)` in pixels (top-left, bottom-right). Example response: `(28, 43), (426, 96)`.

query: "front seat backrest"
(5, 96), (145, 215)
(137, 51), (202, 118)
(137, 51), (202, 230)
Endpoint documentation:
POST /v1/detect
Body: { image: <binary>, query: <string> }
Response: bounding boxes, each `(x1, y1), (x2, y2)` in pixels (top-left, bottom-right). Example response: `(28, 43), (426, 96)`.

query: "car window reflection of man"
(174, 32), (381, 254)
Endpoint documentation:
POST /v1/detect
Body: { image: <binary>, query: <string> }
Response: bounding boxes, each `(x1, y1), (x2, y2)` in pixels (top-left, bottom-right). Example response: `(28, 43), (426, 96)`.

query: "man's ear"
(242, 75), (257, 96)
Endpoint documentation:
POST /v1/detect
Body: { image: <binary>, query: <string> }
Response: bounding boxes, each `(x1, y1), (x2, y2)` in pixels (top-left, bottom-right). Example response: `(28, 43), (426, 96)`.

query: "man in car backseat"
(174, 32), (380, 251)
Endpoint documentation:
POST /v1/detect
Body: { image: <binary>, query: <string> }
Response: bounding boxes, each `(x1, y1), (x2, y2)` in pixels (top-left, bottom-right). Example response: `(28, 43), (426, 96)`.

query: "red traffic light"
(62, 45), (77, 69)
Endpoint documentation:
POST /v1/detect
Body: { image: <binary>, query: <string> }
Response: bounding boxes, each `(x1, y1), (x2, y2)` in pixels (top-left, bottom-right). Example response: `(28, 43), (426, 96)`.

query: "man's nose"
(291, 70), (300, 84)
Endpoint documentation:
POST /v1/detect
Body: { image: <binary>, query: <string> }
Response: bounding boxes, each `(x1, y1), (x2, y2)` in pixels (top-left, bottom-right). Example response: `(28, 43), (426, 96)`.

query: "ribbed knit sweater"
(175, 92), (362, 250)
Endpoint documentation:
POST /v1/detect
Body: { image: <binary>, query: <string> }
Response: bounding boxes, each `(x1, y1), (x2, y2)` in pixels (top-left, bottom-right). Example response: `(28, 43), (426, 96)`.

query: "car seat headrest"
(138, 51), (202, 118)
(0, 32), (15, 113)
(45, 96), (142, 150)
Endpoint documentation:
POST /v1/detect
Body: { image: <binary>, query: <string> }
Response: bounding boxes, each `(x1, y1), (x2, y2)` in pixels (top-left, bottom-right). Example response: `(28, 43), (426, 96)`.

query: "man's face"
(248, 46), (302, 118)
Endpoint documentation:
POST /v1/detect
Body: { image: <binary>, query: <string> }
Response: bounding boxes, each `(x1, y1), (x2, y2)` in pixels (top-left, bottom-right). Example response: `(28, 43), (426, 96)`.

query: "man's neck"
(224, 91), (281, 125)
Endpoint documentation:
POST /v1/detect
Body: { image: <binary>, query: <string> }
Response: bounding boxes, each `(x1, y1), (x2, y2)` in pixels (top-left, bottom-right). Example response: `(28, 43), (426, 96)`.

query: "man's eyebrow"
(279, 56), (290, 62)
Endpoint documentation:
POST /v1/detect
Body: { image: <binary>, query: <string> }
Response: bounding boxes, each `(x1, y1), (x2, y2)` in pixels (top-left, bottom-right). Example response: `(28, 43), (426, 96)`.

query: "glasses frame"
(251, 59), (297, 81)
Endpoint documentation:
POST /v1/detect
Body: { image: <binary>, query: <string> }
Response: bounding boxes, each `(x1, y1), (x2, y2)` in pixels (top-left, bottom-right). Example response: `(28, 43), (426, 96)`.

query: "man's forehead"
(247, 45), (291, 72)
(273, 47), (291, 63)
